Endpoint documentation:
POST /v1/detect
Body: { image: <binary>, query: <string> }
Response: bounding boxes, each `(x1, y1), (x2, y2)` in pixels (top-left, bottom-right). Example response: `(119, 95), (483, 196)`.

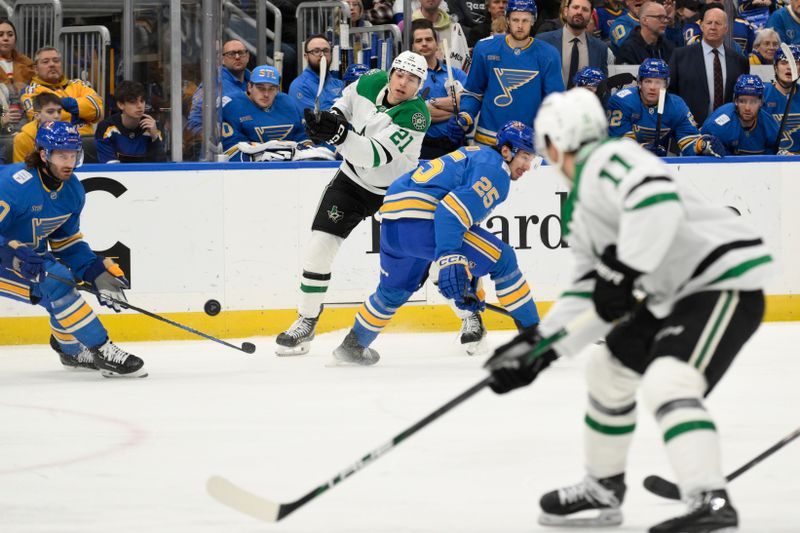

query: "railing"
(58, 25), (111, 105)
(13, 0), (63, 58)
(296, 1), (350, 75)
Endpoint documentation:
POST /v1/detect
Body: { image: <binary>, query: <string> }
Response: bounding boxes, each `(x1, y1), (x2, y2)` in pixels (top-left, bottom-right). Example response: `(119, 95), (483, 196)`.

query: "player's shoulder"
(355, 69), (390, 102)
(474, 33), (505, 53)
(387, 97), (430, 133)
(666, 92), (690, 110)
(0, 163), (37, 192)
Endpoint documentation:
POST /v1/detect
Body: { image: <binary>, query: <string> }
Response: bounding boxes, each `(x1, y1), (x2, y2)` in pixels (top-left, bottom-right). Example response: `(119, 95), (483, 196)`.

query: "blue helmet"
(36, 121), (83, 167)
(496, 120), (534, 156)
(344, 63), (370, 85)
(573, 66), (605, 88)
(250, 64), (281, 85)
(638, 58), (670, 82)
(506, 0), (538, 17)
(733, 74), (765, 99)
(774, 44), (800, 66)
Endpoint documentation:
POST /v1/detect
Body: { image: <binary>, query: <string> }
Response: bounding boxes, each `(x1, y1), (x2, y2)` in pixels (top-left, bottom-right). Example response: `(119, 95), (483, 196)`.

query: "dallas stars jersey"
(0, 164), (96, 278)
(541, 138), (772, 342)
(701, 103), (779, 154)
(460, 34), (564, 146)
(763, 83), (800, 152)
(221, 91), (307, 161)
(607, 88), (701, 156)
(331, 70), (430, 195)
(379, 145), (511, 256)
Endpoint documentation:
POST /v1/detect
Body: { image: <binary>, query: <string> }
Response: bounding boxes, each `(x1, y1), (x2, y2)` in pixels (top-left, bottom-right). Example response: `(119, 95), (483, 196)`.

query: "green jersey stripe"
(710, 255), (773, 284)
(584, 414), (636, 435)
(628, 192), (680, 211)
(664, 420), (716, 442)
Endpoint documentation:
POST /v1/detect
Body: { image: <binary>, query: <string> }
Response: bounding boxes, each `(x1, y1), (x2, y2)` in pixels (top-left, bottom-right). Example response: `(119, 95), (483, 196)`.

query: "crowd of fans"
(2, 0), (800, 164)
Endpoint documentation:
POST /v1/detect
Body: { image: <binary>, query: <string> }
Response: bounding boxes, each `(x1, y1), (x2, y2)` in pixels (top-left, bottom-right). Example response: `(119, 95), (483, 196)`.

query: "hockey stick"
(643, 425), (800, 500)
(206, 309), (602, 522)
(774, 42), (799, 149)
(596, 72), (636, 103)
(441, 38), (459, 115)
(653, 87), (666, 154)
(314, 54), (327, 120)
(485, 302), (511, 317)
(47, 273), (256, 354)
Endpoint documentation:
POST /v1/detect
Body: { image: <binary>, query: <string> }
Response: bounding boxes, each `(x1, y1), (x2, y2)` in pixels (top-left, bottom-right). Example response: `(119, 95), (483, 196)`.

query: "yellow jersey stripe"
(58, 302), (95, 328)
(442, 193), (472, 228)
(380, 199), (437, 214)
(0, 280), (30, 298)
(357, 306), (391, 328)
(49, 232), (84, 251)
(474, 131), (496, 146)
(464, 231), (501, 261)
(51, 328), (77, 342)
(498, 282), (531, 307)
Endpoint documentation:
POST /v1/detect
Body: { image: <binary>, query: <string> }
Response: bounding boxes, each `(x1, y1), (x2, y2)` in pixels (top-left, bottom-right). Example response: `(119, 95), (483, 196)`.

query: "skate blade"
(275, 342), (310, 356)
(100, 368), (149, 379)
(539, 508), (623, 527)
(464, 336), (490, 356)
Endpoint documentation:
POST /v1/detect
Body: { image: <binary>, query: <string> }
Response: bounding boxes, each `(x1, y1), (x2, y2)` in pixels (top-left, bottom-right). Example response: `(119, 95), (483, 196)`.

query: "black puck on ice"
(241, 342), (256, 354)
(204, 299), (222, 316)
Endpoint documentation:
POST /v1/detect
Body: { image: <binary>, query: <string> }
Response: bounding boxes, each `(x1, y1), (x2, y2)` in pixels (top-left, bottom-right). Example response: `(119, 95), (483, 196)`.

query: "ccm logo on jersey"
(13, 169), (33, 185)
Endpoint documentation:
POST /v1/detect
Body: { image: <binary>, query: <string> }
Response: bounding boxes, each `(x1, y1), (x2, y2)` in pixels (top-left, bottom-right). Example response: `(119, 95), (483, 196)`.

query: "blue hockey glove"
(445, 112), (472, 144)
(696, 134), (725, 158)
(593, 245), (641, 322)
(484, 325), (557, 394)
(436, 254), (480, 311)
(643, 143), (668, 157)
(0, 243), (45, 282)
(60, 97), (80, 117)
(83, 256), (129, 312)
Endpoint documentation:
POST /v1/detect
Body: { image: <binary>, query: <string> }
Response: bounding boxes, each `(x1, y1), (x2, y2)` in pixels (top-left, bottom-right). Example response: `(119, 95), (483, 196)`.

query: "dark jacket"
(615, 26), (676, 65)
(537, 28), (609, 76)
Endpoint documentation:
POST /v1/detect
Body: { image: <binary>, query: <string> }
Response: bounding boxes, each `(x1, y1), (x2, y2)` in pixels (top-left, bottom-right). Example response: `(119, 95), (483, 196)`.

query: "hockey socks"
(493, 268), (539, 328)
(353, 291), (402, 347)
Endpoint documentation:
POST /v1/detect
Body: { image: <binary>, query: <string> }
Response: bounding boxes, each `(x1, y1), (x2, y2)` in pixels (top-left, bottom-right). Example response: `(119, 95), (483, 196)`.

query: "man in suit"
(538, 0), (609, 88)
(669, 3), (750, 126)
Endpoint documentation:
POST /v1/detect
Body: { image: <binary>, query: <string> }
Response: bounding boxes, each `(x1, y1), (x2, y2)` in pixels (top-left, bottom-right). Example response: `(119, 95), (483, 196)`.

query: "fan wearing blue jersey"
(221, 64), (308, 161)
(447, 0), (565, 147)
(609, 0), (644, 53)
(607, 58), (725, 157)
(701, 74), (779, 154)
(0, 122), (147, 378)
(596, 0), (626, 40)
(763, 44), (800, 153)
(332, 121), (541, 365)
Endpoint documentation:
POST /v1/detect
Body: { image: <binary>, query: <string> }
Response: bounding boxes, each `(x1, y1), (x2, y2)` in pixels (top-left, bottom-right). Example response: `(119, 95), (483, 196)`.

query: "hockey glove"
(436, 254), (480, 312)
(84, 257), (129, 313)
(484, 325), (557, 394)
(592, 245), (641, 323)
(0, 242), (45, 282)
(445, 112), (472, 144)
(304, 108), (350, 145)
(643, 143), (668, 158)
(695, 134), (725, 158)
(60, 97), (80, 117)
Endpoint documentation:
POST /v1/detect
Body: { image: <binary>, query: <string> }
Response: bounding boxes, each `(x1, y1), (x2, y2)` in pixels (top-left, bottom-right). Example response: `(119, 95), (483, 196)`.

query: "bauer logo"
(81, 177), (133, 285)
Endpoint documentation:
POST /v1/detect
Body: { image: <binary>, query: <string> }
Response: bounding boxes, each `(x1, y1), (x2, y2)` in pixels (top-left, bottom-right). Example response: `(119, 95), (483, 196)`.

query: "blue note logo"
(492, 68), (539, 107)
(773, 113), (800, 150)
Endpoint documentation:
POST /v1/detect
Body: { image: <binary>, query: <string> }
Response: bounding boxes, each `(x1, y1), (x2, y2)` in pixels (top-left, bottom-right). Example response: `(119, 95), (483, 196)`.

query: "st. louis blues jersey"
(701, 103), (778, 154)
(379, 145), (510, 256)
(607, 88), (701, 155)
(766, 6), (800, 44)
(763, 82), (800, 152)
(460, 34), (564, 146)
(221, 91), (307, 160)
(0, 164), (96, 278)
(684, 19), (755, 53)
(609, 12), (639, 52)
(596, 7), (625, 40)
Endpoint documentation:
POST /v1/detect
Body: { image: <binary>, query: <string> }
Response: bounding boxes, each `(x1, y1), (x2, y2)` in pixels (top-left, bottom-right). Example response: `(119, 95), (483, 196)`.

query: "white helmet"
(534, 88), (608, 166)
(390, 50), (428, 88)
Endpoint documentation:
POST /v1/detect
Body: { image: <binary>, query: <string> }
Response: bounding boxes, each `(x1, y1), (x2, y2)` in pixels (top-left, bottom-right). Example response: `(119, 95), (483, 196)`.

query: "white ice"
(1, 322), (798, 533)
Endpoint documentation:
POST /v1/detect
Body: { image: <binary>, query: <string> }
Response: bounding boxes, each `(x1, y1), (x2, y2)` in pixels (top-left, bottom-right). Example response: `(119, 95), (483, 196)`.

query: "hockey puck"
(241, 342), (256, 354)
(204, 299), (222, 316)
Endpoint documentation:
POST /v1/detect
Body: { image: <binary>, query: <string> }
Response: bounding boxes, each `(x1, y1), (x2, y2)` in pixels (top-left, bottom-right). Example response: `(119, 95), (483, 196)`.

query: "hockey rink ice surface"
(1, 323), (798, 532)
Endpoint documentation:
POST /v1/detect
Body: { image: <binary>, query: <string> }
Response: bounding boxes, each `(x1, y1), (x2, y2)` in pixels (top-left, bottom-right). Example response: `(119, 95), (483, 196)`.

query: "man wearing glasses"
(187, 39), (252, 135)
(288, 34), (344, 114)
(616, 1), (676, 64)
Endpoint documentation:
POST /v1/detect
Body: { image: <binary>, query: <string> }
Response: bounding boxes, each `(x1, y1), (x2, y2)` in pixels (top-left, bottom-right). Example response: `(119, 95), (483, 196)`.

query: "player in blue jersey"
(343, 63), (371, 85)
(331, 121), (541, 365)
(447, 0), (565, 147)
(608, 0), (643, 53)
(0, 122), (147, 378)
(763, 44), (800, 153)
(596, 0), (626, 40)
(765, 0), (800, 45)
(701, 74), (779, 154)
(606, 58), (725, 157)
(221, 65), (308, 161)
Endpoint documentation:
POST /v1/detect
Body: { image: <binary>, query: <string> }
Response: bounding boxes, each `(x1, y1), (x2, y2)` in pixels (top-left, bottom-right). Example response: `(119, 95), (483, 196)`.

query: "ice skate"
(332, 330), (380, 366)
(539, 474), (626, 527)
(50, 335), (98, 370)
(91, 340), (148, 378)
(459, 312), (487, 355)
(649, 489), (738, 533)
(275, 313), (320, 356)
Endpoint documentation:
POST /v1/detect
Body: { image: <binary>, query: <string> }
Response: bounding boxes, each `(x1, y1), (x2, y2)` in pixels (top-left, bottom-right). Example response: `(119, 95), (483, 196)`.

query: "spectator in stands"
(661, 0), (685, 48)
(609, 0), (645, 53)
(410, 19), (468, 159)
(393, 0), (425, 24)
(738, 0), (773, 31)
(0, 19), (33, 134)
(538, 0), (609, 87)
(21, 47), (103, 136)
(468, 0), (509, 46)
(676, 0), (702, 44)
(221, 65), (307, 161)
(682, 3), (756, 54)
(447, 0), (480, 32)
(763, 44), (800, 153)
(616, 1), (676, 64)
(596, 0), (625, 40)
(410, 0), (471, 70)
(367, 0), (395, 24)
(186, 39), (252, 136)
(289, 35), (344, 114)
(607, 58), (725, 156)
(669, 4), (750, 126)
(13, 93), (61, 163)
(750, 27), (781, 64)
(766, 0), (800, 45)
(701, 73), (779, 154)
(95, 81), (165, 163)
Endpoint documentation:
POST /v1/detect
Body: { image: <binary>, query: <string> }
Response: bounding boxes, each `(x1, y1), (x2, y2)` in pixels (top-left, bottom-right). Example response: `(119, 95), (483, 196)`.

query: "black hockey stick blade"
(643, 426), (800, 500)
(597, 72), (636, 102)
(47, 273), (256, 354)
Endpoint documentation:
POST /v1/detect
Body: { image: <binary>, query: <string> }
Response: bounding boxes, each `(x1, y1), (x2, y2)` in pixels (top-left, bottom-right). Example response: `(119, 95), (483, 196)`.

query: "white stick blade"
(657, 88), (666, 114)
(780, 42), (798, 81)
(206, 475), (281, 522)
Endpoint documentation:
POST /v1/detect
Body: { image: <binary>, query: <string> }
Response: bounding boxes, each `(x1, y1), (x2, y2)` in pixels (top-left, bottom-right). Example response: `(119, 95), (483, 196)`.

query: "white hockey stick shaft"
(314, 54), (327, 120)
(441, 38), (458, 115)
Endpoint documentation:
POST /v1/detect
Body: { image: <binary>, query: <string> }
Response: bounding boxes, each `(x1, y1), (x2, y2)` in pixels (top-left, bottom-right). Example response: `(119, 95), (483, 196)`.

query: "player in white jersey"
(276, 51), (431, 356)
(484, 88), (773, 533)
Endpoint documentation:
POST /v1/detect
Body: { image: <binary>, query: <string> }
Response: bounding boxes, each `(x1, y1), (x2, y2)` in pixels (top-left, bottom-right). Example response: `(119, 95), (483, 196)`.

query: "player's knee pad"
(585, 342), (640, 411)
(488, 240), (518, 280)
(302, 231), (344, 274)
(374, 283), (413, 310)
(37, 261), (79, 306)
(641, 356), (707, 415)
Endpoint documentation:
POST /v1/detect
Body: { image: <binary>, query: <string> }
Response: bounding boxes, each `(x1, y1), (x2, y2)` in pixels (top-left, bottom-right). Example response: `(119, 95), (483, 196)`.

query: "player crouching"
(0, 122), (147, 378)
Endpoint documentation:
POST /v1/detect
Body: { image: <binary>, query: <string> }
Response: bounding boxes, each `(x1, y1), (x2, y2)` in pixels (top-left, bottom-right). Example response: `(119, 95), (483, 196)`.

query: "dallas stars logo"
(327, 205), (344, 223)
(492, 68), (539, 107)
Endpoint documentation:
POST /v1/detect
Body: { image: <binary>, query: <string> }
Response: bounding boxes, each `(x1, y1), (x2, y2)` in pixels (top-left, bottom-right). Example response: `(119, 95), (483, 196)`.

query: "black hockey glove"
(484, 325), (558, 394)
(304, 108), (350, 145)
(592, 245), (641, 323)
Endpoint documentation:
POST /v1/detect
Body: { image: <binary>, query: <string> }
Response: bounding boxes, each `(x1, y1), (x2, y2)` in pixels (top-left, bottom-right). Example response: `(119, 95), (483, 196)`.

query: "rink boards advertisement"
(2, 158), (799, 344)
